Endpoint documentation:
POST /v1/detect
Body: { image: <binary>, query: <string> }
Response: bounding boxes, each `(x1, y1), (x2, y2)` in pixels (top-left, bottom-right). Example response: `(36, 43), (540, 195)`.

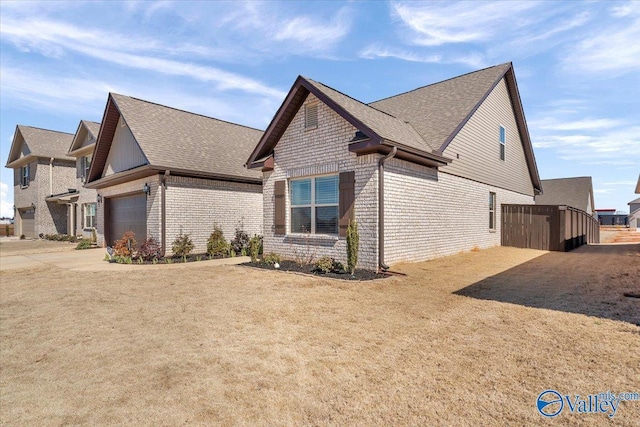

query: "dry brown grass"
(1, 245), (639, 426)
(0, 239), (76, 257)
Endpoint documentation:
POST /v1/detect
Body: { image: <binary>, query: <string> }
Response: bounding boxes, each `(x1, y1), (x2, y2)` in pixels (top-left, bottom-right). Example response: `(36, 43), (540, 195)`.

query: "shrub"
(20, 234), (25, 240)
(75, 239), (92, 250)
(113, 231), (137, 257)
(313, 256), (334, 274)
(137, 236), (162, 261)
(207, 226), (228, 257)
(172, 231), (194, 257)
(248, 234), (262, 263)
(263, 252), (280, 265)
(230, 227), (250, 255)
(346, 219), (359, 275)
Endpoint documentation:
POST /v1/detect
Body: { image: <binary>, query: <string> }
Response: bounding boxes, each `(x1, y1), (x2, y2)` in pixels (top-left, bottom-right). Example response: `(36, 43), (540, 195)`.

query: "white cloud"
(391, 1), (539, 46)
(274, 8), (352, 50)
(359, 45), (486, 68)
(563, 4), (640, 75)
(0, 182), (13, 218)
(0, 18), (286, 99)
(532, 118), (624, 132)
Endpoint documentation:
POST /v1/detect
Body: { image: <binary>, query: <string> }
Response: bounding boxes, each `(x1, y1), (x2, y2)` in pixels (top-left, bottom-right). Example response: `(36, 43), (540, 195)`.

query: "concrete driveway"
(0, 240), (248, 272)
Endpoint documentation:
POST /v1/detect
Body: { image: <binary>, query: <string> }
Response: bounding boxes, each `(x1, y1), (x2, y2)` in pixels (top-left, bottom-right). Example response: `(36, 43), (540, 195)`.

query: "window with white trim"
(499, 125), (506, 161)
(290, 175), (338, 235)
(20, 164), (30, 187)
(304, 103), (318, 129)
(81, 155), (92, 181)
(84, 203), (96, 228)
(489, 192), (496, 230)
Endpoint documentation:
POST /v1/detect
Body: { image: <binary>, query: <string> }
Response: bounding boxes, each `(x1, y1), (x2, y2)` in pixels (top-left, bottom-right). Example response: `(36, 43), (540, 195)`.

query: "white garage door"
(109, 193), (147, 246)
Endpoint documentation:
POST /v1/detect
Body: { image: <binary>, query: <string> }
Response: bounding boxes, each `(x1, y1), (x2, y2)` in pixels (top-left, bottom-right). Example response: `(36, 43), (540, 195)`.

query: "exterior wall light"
(143, 183), (151, 196)
(97, 194), (103, 204)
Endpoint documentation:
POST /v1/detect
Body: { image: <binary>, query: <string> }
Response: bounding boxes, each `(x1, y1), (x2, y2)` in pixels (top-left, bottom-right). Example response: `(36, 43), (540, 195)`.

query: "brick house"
(61, 120), (101, 238)
(246, 63), (542, 270)
(5, 125), (75, 238)
(85, 93), (263, 254)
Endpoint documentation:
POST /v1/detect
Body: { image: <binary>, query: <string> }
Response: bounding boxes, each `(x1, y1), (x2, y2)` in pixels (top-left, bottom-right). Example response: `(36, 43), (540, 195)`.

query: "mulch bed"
(241, 260), (389, 281)
(109, 253), (227, 264)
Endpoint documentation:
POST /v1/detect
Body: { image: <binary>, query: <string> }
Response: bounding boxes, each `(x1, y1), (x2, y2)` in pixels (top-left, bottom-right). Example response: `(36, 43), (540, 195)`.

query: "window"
(304, 103), (318, 129)
(20, 164), (30, 187)
(81, 155), (92, 181)
(499, 125), (506, 160)
(290, 175), (338, 235)
(489, 192), (496, 230)
(84, 203), (96, 228)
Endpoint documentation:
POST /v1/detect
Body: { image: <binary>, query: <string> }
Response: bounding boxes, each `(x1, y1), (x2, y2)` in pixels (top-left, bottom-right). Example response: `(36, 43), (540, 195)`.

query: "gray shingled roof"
(83, 120), (101, 139)
(6, 125), (74, 166)
(305, 79), (433, 152)
(370, 63), (511, 151)
(629, 197), (640, 205)
(111, 94), (263, 180)
(535, 177), (594, 212)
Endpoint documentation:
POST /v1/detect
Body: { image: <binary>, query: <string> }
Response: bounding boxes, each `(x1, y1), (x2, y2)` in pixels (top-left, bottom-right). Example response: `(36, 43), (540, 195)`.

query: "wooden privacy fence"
(502, 204), (599, 252)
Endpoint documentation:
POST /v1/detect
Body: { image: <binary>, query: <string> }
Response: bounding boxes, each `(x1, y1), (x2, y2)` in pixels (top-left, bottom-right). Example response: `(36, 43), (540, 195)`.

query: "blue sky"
(1, 0), (639, 218)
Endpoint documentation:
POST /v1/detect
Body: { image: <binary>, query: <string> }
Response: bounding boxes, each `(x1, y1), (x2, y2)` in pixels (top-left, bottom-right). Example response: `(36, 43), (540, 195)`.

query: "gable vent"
(305, 103), (318, 129)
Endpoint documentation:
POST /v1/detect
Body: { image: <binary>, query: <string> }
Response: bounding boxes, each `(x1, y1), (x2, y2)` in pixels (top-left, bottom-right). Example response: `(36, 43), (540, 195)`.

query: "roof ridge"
(369, 62), (512, 104)
(17, 124), (74, 136)
(110, 93), (264, 133)
(541, 176), (592, 181)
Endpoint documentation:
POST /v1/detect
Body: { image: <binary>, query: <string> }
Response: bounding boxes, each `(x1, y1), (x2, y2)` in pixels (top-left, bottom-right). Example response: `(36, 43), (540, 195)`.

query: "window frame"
(20, 164), (30, 187)
(489, 192), (497, 230)
(81, 155), (92, 181)
(304, 103), (319, 130)
(84, 203), (97, 229)
(499, 125), (506, 161)
(289, 174), (339, 235)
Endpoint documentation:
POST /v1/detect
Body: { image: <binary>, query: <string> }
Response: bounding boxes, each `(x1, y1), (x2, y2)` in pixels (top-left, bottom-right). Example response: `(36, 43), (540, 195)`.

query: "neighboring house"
(246, 62), (542, 270)
(85, 93), (263, 254)
(636, 174), (640, 194)
(534, 176), (595, 216)
(628, 197), (640, 229)
(595, 209), (628, 226)
(5, 125), (75, 237)
(45, 120), (101, 238)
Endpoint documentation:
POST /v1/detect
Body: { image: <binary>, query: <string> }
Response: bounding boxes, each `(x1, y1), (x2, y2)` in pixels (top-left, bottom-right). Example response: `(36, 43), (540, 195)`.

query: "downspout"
(49, 157), (54, 196)
(378, 146), (397, 271)
(160, 170), (170, 256)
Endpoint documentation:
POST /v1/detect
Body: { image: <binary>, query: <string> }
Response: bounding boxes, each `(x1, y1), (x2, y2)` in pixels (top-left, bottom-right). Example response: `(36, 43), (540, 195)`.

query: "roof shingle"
(535, 177), (595, 213)
(6, 126), (74, 166)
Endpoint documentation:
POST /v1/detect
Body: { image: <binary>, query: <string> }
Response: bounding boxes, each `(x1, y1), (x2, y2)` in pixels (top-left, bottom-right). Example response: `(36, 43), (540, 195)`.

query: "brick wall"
(164, 176), (262, 254)
(37, 158), (76, 236)
(384, 159), (534, 265)
(72, 155), (98, 238)
(263, 93), (380, 270)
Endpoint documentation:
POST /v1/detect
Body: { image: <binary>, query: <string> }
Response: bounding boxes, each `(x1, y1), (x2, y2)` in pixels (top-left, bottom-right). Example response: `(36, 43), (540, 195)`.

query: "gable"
(442, 78), (535, 196)
(102, 116), (148, 177)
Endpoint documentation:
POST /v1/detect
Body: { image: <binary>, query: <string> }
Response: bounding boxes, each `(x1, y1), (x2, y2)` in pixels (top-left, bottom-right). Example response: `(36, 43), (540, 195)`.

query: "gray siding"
(103, 117), (147, 177)
(443, 78), (535, 196)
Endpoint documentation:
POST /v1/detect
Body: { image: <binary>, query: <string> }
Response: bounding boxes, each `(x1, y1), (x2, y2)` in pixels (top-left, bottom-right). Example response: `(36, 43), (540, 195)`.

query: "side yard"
(1, 244), (638, 425)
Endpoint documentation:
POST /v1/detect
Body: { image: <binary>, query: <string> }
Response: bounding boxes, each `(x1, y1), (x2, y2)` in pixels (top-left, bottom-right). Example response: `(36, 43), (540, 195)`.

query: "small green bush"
(346, 219), (359, 275)
(75, 239), (92, 250)
(313, 256), (334, 274)
(172, 231), (194, 257)
(206, 226), (228, 257)
(248, 234), (262, 262)
(263, 252), (281, 265)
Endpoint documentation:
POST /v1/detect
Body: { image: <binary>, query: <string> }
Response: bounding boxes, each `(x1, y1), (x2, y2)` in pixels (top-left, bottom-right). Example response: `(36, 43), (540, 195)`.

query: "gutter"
(160, 170), (170, 256)
(378, 146), (397, 271)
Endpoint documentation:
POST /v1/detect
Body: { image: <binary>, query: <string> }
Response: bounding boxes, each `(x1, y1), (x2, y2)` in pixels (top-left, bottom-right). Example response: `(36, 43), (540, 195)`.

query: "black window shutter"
(339, 171), (355, 237)
(274, 180), (286, 236)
